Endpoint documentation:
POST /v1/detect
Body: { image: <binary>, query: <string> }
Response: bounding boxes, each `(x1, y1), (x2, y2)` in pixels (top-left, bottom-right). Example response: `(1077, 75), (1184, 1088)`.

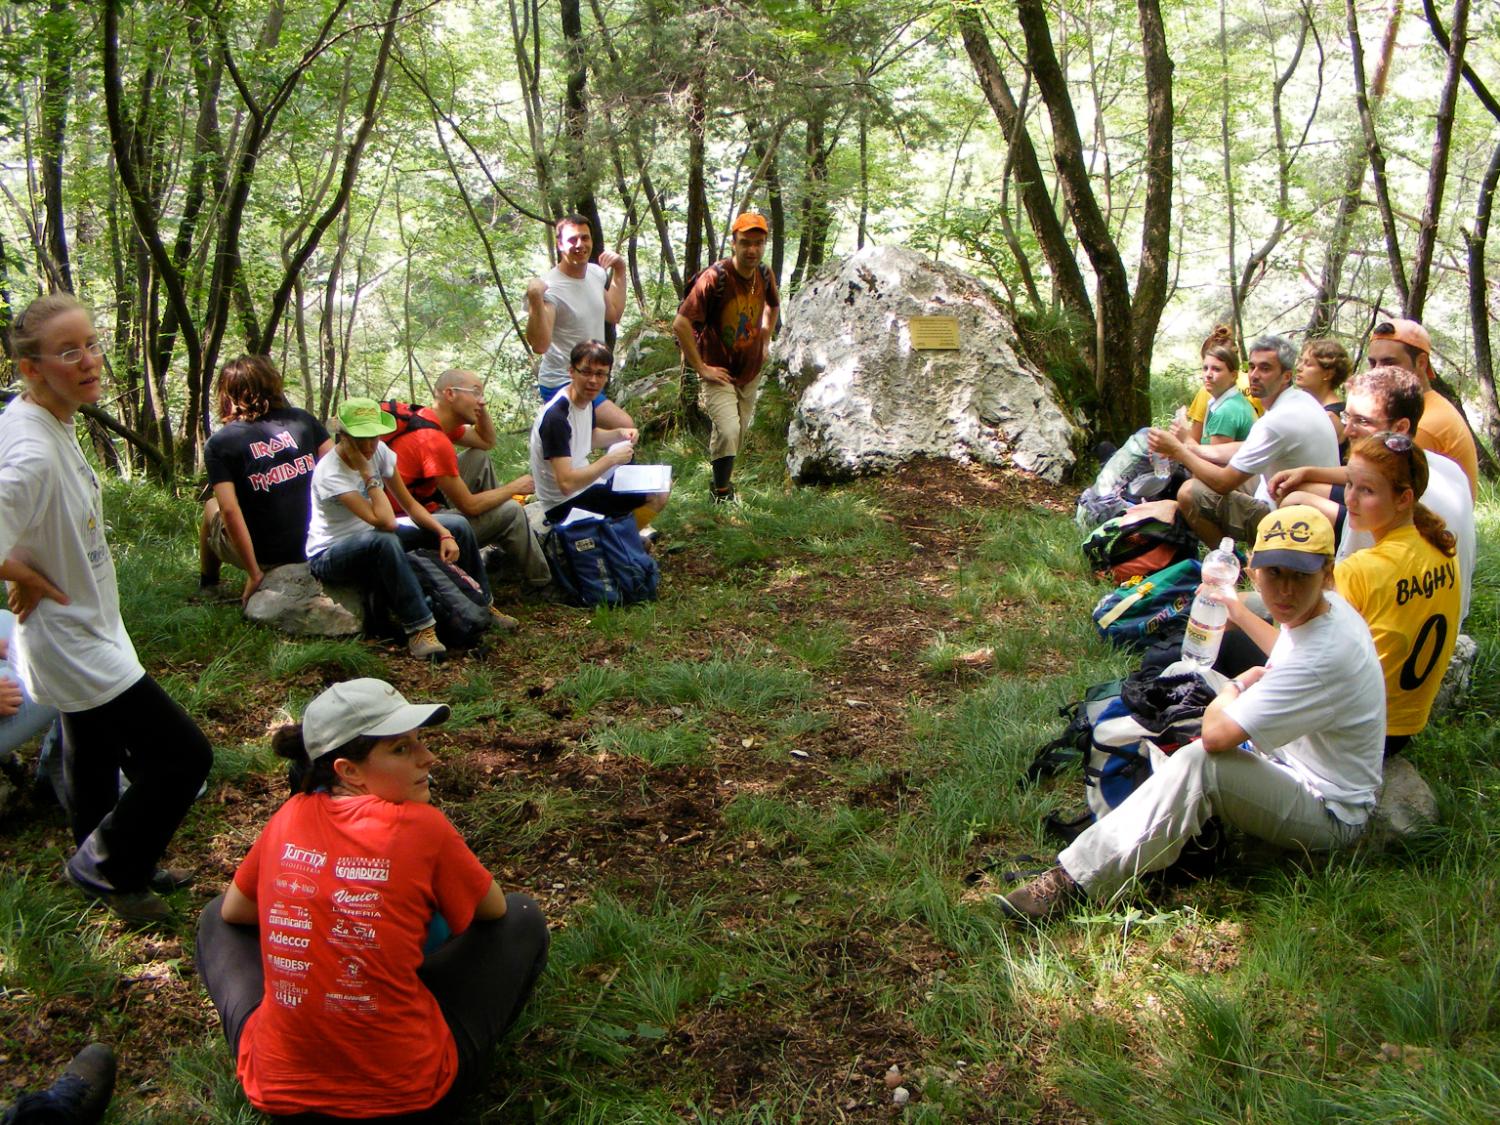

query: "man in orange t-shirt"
(1364, 318), (1479, 500)
(674, 212), (781, 502)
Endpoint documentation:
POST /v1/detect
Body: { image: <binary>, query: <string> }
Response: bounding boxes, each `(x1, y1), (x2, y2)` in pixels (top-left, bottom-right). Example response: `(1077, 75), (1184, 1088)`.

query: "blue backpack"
(543, 513), (660, 607)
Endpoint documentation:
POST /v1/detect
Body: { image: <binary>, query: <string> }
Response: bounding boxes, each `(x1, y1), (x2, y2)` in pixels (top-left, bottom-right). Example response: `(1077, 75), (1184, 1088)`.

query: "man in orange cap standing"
(1365, 318), (1478, 499)
(673, 212), (780, 502)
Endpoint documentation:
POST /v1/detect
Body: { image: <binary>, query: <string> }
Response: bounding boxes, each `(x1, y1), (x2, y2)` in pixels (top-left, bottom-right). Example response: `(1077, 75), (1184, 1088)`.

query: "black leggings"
(196, 893), (550, 1122)
(62, 674), (214, 893)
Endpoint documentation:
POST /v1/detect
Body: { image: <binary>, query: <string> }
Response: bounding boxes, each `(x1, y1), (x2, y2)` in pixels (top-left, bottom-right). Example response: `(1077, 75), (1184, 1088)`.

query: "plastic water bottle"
(1150, 451), (1172, 479)
(1181, 537), (1241, 668)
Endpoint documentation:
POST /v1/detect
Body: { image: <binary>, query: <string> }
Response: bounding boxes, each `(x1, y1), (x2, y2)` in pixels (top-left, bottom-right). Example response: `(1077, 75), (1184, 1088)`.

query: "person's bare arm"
(337, 489), (396, 532)
(549, 443), (634, 495)
(1, 557), (69, 622)
(472, 880), (509, 921)
(221, 882), (259, 925)
(600, 251), (627, 325)
(434, 473), (532, 517)
(387, 474), (460, 564)
(1223, 594), (1279, 655)
(524, 278), (556, 356)
(212, 483), (265, 605)
(0, 675), (22, 718)
(1200, 666), (1267, 752)
(1149, 428), (1251, 495)
(1269, 465), (1347, 504)
(457, 400), (496, 451)
(673, 313), (731, 385)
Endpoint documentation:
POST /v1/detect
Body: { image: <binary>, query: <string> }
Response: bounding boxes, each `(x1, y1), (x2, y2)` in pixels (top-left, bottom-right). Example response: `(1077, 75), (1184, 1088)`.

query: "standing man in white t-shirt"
(524, 215), (636, 432)
(1148, 335), (1339, 546)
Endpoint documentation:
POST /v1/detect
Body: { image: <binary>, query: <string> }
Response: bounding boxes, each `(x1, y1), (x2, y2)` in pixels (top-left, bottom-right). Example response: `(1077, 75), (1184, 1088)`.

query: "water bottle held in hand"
(1150, 451), (1172, 479)
(1181, 537), (1241, 668)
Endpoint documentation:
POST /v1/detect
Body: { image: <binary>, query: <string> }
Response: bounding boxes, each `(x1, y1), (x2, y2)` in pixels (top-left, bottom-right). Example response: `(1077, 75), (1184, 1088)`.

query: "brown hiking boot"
(993, 866), (1081, 923)
(407, 626), (447, 660)
(488, 605), (519, 632)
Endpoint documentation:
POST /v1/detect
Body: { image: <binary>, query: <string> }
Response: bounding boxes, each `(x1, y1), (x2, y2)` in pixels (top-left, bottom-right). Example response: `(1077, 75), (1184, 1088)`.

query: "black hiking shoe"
(1, 1042), (116, 1124)
(149, 866), (195, 894)
(64, 867), (175, 928)
(992, 865), (1082, 923)
(710, 484), (735, 504)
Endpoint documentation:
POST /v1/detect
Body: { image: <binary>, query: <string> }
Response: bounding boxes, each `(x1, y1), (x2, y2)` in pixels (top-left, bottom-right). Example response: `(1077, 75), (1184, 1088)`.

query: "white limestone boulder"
(777, 246), (1082, 484)
(244, 563), (364, 637)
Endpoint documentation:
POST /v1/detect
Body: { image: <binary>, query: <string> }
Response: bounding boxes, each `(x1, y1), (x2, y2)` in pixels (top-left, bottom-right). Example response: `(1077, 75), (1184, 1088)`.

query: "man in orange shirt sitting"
(385, 370), (550, 602)
(1364, 318), (1479, 500)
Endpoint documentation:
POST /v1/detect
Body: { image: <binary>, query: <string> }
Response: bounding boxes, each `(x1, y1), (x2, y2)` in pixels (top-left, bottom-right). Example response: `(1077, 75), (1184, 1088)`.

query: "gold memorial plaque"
(908, 315), (960, 350)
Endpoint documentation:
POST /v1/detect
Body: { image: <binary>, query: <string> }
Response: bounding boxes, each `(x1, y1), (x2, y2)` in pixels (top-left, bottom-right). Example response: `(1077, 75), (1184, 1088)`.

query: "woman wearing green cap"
(306, 398), (492, 659)
(196, 678), (548, 1120)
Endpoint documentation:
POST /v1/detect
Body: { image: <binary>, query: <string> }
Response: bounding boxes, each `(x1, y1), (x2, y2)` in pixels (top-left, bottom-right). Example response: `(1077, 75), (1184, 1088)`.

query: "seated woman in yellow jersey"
(1333, 433), (1460, 757)
(1176, 325), (1261, 445)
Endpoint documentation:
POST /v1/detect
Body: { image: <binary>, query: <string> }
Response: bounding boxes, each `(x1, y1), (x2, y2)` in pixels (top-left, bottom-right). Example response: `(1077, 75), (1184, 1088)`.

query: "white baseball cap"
(302, 679), (449, 761)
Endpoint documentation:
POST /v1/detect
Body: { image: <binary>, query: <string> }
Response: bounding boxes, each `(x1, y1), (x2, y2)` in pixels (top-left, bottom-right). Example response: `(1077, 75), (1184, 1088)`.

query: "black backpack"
(405, 549), (491, 648)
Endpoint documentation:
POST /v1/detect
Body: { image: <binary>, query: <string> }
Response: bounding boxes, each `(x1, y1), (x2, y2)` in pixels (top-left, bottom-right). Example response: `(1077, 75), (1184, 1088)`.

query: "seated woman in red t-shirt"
(196, 679), (548, 1121)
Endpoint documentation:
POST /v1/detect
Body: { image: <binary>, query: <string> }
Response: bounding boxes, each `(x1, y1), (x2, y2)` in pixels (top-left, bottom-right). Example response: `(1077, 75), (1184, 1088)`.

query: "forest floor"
(1, 416), (1498, 1123)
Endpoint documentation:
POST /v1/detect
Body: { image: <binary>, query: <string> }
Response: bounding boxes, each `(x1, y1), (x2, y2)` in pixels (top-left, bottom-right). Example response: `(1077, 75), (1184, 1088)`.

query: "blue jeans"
(307, 515), (490, 635)
(0, 609), (60, 763)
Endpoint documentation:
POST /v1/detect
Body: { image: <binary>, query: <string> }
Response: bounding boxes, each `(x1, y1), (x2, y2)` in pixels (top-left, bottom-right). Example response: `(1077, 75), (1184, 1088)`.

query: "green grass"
(2, 426), (1496, 1121)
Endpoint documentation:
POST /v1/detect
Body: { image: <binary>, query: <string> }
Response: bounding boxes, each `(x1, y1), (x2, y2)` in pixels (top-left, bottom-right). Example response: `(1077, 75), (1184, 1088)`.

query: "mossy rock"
(613, 323), (708, 438)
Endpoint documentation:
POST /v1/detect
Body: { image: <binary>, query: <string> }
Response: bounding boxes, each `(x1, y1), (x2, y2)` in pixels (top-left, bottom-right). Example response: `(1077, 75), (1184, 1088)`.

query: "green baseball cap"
(337, 397), (398, 438)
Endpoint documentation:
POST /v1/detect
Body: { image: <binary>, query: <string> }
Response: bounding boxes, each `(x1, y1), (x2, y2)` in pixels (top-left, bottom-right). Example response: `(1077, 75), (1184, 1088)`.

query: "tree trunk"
(684, 67), (707, 279)
(559, 0), (603, 246)
(584, 0), (681, 295)
(1464, 139), (1500, 456)
(1127, 0), (1173, 402)
(1015, 0), (1143, 437)
(956, 8), (1094, 331)
(1347, 0), (1410, 311)
(38, 0), (74, 293)
(1406, 0), (1468, 321)
(1307, 1), (1402, 336)
(509, 0), (556, 218)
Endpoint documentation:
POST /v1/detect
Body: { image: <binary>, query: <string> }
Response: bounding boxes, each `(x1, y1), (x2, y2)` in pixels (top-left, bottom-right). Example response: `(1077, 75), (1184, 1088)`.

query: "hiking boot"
(710, 485), (735, 504)
(992, 866), (1081, 923)
(638, 527), (660, 554)
(407, 627), (447, 660)
(1, 1042), (116, 1125)
(487, 605), (519, 632)
(149, 866), (194, 894)
(64, 867), (175, 928)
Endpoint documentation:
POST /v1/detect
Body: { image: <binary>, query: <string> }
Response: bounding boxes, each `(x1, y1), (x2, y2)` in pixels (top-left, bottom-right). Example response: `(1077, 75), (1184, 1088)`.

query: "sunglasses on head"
(1375, 430), (1413, 454)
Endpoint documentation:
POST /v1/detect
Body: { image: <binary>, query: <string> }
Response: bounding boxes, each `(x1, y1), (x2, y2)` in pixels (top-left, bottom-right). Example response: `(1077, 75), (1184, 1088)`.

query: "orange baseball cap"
(1371, 318), (1431, 356)
(731, 212), (769, 235)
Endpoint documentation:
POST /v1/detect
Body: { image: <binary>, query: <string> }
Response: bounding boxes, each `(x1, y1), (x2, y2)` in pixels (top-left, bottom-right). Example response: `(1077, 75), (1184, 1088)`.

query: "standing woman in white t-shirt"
(0, 294), (212, 927)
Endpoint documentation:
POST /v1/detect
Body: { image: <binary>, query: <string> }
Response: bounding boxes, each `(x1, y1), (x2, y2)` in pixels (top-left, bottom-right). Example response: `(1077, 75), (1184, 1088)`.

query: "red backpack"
(379, 400), (442, 442)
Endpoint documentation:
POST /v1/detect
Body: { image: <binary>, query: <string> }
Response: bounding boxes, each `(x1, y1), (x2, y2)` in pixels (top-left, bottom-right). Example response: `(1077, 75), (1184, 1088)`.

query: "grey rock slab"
(243, 563), (364, 637)
(1430, 633), (1476, 721)
(1363, 756), (1439, 850)
(778, 246), (1082, 484)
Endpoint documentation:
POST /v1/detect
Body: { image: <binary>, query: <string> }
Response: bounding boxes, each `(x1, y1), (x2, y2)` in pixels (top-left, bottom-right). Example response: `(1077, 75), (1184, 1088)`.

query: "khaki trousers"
(446, 447), (551, 588)
(1059, 741), (1364, 899)
(702, 376), (762, 460)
